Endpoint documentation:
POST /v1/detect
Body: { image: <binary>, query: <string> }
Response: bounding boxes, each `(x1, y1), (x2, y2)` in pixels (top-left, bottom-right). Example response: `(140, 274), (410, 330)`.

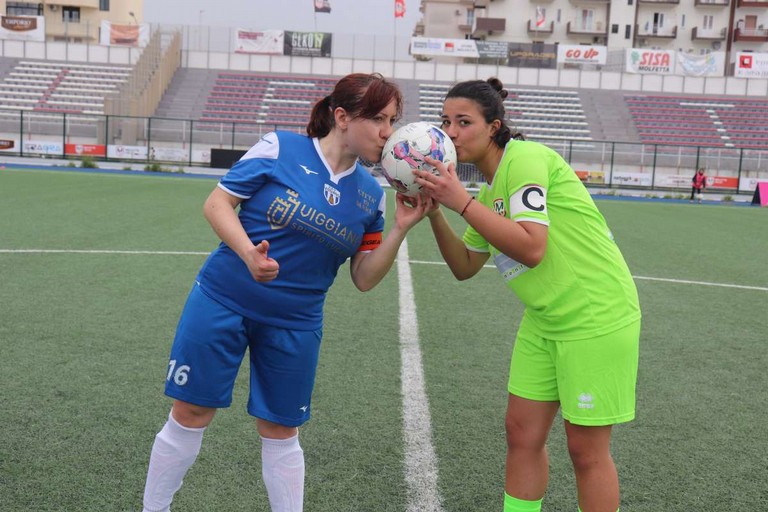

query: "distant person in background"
(690, 167), (707, 203)
(141, 73), (431, 512)
(415, 77), (641, 512)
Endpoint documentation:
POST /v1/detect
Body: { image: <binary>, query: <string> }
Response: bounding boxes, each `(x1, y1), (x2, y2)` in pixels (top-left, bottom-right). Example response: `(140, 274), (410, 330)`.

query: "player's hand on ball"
(245, 240), (279, 282)
(394, 192), (431, 230)
(417, 156), (469, 213)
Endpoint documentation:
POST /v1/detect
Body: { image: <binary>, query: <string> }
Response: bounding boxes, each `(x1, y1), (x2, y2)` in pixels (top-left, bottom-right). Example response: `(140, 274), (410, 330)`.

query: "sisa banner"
(99, 20), (149, 47)
(626, 49), (675, 74)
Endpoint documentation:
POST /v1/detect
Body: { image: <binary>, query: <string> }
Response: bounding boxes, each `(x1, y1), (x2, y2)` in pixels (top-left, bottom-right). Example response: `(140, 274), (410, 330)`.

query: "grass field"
(1, 167), (766, 511)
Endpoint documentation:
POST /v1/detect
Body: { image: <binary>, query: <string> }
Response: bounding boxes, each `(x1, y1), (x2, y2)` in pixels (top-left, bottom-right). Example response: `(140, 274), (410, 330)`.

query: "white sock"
(142, 412), (206, 512)
(261, 434), (305, 512)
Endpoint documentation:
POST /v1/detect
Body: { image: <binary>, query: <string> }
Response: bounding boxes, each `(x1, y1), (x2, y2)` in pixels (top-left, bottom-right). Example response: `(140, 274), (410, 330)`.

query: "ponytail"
(307, 95), (334, 138)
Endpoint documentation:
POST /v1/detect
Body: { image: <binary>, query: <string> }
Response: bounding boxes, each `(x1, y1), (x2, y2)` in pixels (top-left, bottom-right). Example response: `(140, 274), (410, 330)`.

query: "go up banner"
(557, 45), (607, 66)
(0, 15), (45, 42)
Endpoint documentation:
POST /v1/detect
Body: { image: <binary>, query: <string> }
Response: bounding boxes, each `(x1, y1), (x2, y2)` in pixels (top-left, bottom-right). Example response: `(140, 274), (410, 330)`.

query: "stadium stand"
(0, 59), (131, 115)
(625, 94), (768, 150)
(418, 82), (594, 143)
(197, 72), (338, 129)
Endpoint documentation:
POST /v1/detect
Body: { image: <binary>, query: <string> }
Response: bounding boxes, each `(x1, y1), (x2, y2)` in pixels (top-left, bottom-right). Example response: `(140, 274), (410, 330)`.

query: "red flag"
(314, 0), (331, 14)
(395, 0), (405, 18)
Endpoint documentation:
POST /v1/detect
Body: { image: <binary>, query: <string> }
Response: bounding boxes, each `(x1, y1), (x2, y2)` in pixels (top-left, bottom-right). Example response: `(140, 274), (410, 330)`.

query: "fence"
(2, 108), (765, 194)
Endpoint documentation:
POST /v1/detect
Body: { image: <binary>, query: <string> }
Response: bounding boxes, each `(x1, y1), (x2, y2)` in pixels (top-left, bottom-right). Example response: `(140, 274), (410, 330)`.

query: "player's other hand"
(245, 240), (279, 282)
(394, 192), (431, 230)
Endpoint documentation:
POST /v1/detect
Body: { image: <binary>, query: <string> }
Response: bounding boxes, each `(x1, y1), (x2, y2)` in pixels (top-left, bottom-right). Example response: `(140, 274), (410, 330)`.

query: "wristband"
(460, 197), (474, 217)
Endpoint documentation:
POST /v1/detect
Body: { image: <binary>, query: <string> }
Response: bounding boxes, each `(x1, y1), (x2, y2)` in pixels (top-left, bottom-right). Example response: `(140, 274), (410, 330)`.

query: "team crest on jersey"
(493, 198), (506, 216)
(324, 184), (340, 206)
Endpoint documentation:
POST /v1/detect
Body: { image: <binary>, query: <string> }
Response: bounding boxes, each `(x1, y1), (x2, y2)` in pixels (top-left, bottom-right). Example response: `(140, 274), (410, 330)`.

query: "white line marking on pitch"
(397, 241), (444, 512)
(408, 259), (768, 292)
(2, 250), (765, 293)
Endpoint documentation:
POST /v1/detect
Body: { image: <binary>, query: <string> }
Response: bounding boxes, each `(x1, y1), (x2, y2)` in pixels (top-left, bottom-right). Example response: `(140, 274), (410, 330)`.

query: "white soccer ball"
(380, 122), (457, 197)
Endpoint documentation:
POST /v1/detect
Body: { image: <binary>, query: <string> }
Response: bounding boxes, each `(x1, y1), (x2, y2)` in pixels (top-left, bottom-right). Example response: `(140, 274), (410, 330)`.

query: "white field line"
(408, 259), (768, 292)
(396, 240), (445, 512)
(1, 249), (765, 292)
(1, 250), (765, 292)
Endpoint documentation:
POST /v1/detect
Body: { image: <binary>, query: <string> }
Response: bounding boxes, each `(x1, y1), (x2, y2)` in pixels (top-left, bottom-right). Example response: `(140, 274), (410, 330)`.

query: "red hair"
(307, 73), (403, 138)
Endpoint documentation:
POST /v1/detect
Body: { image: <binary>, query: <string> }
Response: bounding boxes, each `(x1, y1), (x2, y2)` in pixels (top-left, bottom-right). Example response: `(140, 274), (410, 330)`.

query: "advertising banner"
(108, 145), (148, 160)
(65, 143), (106, 157)
(150, 146), (187, 162)
(676, 51), (725, 77)
(410, 37), (480, 58)
(557, 45), (607, 66)
(611, 172), (653, 187)
(234, 29), (284, 55)
(508, 43), (557, 69)
(99, 20), (149, 47)
(706, 176), (738, 190)
(0, 15), (44, 42)
(23, 140), (63, 156)
(625, 49), (675, 74)
(574, 170), (606, 185)
(284, 31), (332, 58)
(734, 52), (768, 79)
(0, 138), (18, 151)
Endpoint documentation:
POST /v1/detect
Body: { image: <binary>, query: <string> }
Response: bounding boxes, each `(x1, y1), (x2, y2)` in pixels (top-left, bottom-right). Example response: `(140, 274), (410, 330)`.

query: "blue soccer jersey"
(196, 131), (386, 330)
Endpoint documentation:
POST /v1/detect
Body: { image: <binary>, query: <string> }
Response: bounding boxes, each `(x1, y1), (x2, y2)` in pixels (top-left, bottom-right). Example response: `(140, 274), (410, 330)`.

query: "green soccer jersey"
(463, 140), (641, 341)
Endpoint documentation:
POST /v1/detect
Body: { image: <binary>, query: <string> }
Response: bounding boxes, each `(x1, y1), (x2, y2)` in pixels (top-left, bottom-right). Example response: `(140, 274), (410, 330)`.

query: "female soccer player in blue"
(141, 73), (431, 512)
(414, 78), (641, 512)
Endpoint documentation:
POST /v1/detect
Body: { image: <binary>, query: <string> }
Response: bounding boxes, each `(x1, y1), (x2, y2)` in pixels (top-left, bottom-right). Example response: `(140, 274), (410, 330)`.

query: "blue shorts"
(164, 283), (323, 427)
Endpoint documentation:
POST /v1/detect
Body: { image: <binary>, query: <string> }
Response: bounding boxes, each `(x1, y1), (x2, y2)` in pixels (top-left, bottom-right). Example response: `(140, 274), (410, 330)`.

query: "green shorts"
(508, 319), (640, 426)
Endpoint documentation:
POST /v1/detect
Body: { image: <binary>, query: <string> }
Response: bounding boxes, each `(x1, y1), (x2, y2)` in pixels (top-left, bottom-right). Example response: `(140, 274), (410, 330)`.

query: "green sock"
(504, 493), (542, 512)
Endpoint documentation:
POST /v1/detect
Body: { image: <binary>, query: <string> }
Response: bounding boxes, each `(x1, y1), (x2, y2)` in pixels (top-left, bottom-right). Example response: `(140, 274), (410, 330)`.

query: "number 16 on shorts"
(167, 359), (190, 386)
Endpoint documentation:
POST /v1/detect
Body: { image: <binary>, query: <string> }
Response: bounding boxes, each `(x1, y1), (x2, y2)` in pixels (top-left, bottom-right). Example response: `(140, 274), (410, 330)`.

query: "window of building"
(62, 6), (80, 23)
(703, 15), (714, 31)
(625, 24), (632, 39)
(612, 24), (619, 34)
(6, 2), (43, 16)
(99, 0), (110, 11)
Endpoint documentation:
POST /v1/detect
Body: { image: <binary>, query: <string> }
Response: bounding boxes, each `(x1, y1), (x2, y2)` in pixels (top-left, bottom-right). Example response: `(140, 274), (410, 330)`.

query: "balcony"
(692, 26), (727, 40)
(413, 22), (424, 36)
(568, 0), (609, 3)
(695, 0), (729, 5)
(567, 21), (608, 36)
(45, 18), (97, 42)
(473, 17), (506, 37)
(47, 0), (99, 7)
(734, 27), (768, 42)
(738, 0), (768, 6)
(636, 24), (678, 38)
(474, 0), (489, 7)
(638, 0), (680, 4)
(527, 19), (554, 34)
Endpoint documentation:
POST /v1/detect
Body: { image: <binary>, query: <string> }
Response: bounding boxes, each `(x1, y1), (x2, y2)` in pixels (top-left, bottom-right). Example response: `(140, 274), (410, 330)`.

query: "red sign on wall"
(65, 144), (106, 157)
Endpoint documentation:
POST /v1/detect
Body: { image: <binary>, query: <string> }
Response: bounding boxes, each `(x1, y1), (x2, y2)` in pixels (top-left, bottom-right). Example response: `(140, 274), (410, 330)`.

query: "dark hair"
(306, 73), (403, 138)
(444, 77), (524, 147)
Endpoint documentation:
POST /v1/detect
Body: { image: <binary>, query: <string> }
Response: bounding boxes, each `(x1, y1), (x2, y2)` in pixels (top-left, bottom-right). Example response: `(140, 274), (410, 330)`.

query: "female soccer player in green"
(414, 78), (641, 512)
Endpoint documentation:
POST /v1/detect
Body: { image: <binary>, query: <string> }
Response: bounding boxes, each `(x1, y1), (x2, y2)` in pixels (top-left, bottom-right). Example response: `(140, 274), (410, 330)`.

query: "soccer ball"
(380, 122), (457, 197)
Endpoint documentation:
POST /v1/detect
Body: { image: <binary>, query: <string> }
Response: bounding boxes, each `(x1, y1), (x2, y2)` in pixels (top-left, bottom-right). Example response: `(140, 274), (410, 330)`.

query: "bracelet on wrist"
(460, 197), (474, 217)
